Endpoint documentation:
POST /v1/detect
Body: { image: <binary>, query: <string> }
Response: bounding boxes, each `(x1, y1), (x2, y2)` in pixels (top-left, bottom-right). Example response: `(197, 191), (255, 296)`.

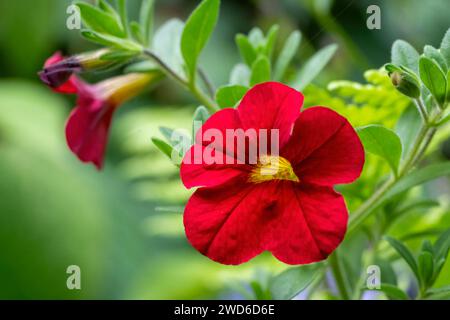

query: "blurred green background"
(0, 0), (449, 299)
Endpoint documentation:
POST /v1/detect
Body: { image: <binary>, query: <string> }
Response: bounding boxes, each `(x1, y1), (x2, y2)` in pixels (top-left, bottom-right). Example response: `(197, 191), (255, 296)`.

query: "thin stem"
(198, 68), (216, 98)
(329, 252), (351, 300)
(414, 99), (429, 124)
(142, 49), (219, 112)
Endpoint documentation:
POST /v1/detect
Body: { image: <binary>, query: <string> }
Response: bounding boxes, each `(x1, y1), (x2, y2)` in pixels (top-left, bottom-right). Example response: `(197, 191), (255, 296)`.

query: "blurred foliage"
(0, 0), (449, 299)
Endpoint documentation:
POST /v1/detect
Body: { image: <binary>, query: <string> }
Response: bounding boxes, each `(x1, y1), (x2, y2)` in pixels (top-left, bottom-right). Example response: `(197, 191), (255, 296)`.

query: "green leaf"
(382, 163), (450, 204)
(391, 40), (420, 74)
(80, 30), (141, 51)
(98, 0), (116, 15)
(385, 236), (420, 280)
(236, 34), (258, 66)
(263, 24), (280, 58)
(274, 31), (301, 81)
(357, 125), (402, 175)
(292, 44), (337, 90)
(440, 28), (450, 67)
(215, 85), (248, 108)
(124, 60), (159, 73)
(419, 56), (447, 108)
(434, 229), (450, 261)
(230, 63), (251, 86)
(75, 2), (125, 38)
(418, 251), (434, 288)
(181, 0), (220, 82)
(130, 21), (144, 43)
(116, 0), (129, 36)
(250, 56), (271, 86)
(153, 19), (186, 80)
(426, 286), (450, 299)
(140, 0), (155, 47)
(100, 49), (138, 61)
(269, 264), (322, 300)
(248, 28), (265, 48)
(151, 137), (174, 160)
(395, 105), (422, 159)
(192, 106), (210, 138)
(424, 45), (448, 72)
(372, 284), (409, 300)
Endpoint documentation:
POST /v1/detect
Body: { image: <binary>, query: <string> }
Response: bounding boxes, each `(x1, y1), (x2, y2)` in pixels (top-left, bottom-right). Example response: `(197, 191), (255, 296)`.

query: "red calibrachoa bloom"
(180, 82), (365, 265)
(40, 52), (162, 169)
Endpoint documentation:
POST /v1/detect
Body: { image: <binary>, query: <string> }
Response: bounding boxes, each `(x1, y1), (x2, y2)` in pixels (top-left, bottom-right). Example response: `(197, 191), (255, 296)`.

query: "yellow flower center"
(249, 155), (299, 184)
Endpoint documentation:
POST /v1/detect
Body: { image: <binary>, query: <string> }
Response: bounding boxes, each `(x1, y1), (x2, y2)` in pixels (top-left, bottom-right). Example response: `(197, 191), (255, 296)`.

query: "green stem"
(414, 99), (430, 124)
(348, 109), (443, 235)
(329, 252), (351, 300)
(142, 49), (219, 112)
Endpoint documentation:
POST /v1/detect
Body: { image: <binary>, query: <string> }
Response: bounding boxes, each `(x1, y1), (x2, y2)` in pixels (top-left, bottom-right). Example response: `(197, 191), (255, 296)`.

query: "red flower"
(39, 52), (80, 94)
(39, 52), (162, 169)
(180, 82), (365, 265)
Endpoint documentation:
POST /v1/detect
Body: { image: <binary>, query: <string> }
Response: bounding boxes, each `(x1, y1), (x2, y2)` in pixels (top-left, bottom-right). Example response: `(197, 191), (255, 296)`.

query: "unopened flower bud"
(390, 71), (421, 99)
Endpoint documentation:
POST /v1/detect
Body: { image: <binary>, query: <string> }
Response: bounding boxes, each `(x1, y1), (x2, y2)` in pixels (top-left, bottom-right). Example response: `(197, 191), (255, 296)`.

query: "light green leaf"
(440, 28), (450, 66)
(98, 0), (116, 15)
(215, 85), (248, 108)
(357, 125), (402, 175)
(395, 105), (421, 159)
(426, 285), (450, 299)
(124, 60), (159, 73)
(140, 0), (155, 47)
(181, 0), (220, 82)
(263, 24), (280, 58)
(269, 264), (322, 300)
(274, 30), (301, 81)
(292, 44), (337, 90)
(424, 45), (447, 72)
(385, 236), (420, 280)
(236, 34), (258, 66)
(153, 19), (186, 80)
(419, 56), (447, 108)
(192, 106), (210, 138)
(372, 284), (409, 300)
(250, 56), (271, 86)
(80, 30), (141, 51)
(230, 63), (251, 86)
(130, 21), (144, 43)
(248, 28), (265, 48)
(391, 40), (420, 74)
(75, 2), (125, 38)
(382, 163), (450, 203)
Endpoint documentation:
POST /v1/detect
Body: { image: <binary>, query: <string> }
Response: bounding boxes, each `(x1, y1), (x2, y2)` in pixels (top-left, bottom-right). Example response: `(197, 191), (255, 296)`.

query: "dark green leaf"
(215, 85), (248, 108)
(434, 229), (450, 261)
(392, 39), (420, 74)
(372, 284), (409, 300)
(75, 2), (125, 38)
(292, 44), (337, 90)
(250, 56), (271, 86)
(236, 34), (258, 66)
(357, 125), (402, 175)
(418, 251), (434, 287)
(419, 56), (447, 108)
(274, 30), (301, 81)
(269, 264), (322, 300)
(385, 236), (419, 280)
(181, 0), (220, 82)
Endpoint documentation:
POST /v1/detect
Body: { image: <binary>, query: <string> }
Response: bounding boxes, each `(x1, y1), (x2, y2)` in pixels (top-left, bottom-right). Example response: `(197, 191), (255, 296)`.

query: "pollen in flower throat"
(249, 155), (300, 183)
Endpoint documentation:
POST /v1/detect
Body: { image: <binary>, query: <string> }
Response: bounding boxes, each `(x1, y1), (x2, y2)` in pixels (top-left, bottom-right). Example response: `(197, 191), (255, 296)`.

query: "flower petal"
(184, 178), (284, 265)
(237, 82), (303, 148)
(65, 99), (115, 170)
(282, 107), (364, 186)
(271, 183), (348, 265)
(40, 51), (79, 94)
